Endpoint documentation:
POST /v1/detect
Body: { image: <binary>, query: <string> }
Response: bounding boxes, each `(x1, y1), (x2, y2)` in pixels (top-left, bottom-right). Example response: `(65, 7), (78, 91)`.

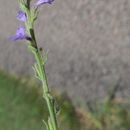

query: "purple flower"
(11, 26), (30, 41)
(36, 0), (54, 7)
(17, 11), (27, 22)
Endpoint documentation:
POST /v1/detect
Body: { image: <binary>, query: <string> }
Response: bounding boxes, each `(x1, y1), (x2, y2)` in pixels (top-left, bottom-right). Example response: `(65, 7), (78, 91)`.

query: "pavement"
(0, 0), (130, 103)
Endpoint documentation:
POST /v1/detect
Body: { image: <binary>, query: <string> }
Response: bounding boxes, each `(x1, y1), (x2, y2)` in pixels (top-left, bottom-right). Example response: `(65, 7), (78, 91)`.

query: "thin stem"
(18, 0), (58, 129)
(29, 28), (58, 130)
(42, 67), (58, 130)
(36, 51), (58, 130)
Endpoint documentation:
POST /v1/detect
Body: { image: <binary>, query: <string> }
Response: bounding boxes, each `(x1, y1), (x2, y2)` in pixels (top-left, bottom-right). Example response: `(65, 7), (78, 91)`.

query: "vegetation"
(0, 71), (130, 130)
(0, 71), (80, 130)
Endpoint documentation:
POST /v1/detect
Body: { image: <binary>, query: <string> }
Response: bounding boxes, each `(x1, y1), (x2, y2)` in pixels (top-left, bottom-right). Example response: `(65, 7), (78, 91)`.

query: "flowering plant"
(11, 0), (59, 130)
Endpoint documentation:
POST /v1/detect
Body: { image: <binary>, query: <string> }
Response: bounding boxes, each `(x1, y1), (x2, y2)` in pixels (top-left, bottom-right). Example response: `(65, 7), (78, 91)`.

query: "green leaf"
(28, 45), (37, 54)
(19, 1), (28, 13)
(42, 119), (49, 130)
(32, 64), (41, 80)
(31, 8), (39, 24)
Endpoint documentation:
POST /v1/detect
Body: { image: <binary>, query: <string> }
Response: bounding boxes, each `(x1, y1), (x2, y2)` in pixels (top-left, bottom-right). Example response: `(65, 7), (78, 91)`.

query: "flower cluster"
(11, 0), (54, 41)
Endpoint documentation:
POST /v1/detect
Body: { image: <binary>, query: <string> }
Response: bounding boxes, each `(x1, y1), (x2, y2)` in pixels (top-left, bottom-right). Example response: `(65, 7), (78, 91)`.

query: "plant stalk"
(29, 28), (58, 130)
(36, 51), (58, 130)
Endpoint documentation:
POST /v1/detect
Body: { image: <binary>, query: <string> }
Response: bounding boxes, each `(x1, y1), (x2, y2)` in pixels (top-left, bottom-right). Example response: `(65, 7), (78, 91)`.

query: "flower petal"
(17, 11), (27, 22)
(10, 26), (30, 41)
(36, 0), (54, 7)
(16, 26), (26, 36)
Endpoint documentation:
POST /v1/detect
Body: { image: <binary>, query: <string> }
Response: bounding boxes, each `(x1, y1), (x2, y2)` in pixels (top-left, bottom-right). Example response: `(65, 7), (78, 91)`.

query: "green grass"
(0, 71), (44, 130)
(83, 85), (130, 130)
(0, 71), (81, 130)
(0, 70), (130, 130)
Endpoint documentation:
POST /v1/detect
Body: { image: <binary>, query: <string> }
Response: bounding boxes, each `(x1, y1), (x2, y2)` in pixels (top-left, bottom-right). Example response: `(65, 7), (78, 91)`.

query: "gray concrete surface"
(0, 0), (130, 102)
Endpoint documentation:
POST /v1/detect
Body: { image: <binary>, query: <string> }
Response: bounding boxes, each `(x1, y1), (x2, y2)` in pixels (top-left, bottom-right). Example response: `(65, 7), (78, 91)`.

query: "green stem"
(36, 51), (58, 130)
(29, 27), (58, 130)
(20, 0), (58, 129)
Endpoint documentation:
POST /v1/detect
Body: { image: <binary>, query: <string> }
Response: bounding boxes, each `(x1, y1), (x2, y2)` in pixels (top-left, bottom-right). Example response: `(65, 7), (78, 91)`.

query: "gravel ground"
(0, 0), (130, 103)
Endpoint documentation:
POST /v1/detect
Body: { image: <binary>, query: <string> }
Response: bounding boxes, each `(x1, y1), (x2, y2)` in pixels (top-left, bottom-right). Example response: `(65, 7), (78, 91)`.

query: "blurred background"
(0, 0), (130, 130)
